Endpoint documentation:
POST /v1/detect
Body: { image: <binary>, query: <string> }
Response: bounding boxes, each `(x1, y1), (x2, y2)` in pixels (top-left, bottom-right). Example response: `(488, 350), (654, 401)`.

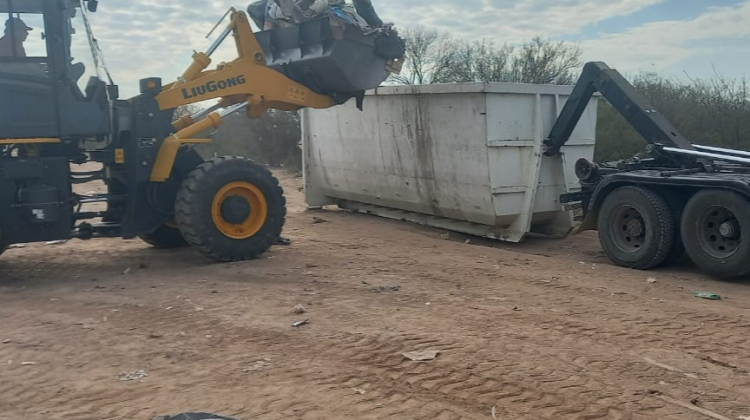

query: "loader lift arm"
(543, 62), (695, 158)
(142, 8), (340, 182)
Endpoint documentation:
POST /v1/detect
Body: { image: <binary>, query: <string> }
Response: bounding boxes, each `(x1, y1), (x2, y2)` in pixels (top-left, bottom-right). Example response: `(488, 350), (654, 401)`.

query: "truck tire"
(597, 185), (675, 270)
(175, 156), (286, 262)
(139, 222), (189, 249)
(681, 189), (750, 279)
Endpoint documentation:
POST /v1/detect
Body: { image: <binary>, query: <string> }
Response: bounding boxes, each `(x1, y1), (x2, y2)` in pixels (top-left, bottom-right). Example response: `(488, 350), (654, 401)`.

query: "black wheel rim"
(696, 205), (741, 259)
(610, 205), (646, 253)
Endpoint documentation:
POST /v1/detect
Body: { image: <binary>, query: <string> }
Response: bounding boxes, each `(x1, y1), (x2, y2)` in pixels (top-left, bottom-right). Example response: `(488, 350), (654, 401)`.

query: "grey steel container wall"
(302, 83), (599, 242)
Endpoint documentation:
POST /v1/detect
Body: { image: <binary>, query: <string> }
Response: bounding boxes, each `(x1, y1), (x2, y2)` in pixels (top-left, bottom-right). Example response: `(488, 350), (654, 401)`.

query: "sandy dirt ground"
(1, 169), (750, 420)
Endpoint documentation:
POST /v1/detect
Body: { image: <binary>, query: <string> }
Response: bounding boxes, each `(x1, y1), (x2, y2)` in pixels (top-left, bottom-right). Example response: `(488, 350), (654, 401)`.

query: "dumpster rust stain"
(408, 97), (443, 216)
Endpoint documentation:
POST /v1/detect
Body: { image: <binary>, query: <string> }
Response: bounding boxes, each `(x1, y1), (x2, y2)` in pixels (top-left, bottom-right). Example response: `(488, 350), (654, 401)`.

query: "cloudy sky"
(71, 0), (750, 98)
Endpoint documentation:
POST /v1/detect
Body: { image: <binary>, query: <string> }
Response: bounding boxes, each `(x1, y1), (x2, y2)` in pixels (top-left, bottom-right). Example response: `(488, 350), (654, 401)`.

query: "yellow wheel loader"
(0, 0), (404, 261)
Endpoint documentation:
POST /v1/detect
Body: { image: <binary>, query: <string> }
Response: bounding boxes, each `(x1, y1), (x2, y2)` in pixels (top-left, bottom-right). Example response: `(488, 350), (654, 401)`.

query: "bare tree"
(388, 27), (457, 85)
(510, 37), (582, 84)
(390, 31), (582, 86)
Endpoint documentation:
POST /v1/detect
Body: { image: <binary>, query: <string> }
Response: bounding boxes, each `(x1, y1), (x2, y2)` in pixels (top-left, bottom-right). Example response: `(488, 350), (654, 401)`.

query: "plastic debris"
(693, 291), (721, 300)
(45, 240), (67, 246)
(352, 387), (367, 395)
(292, 319), (309, 328)
(403, 350), (440, 361)
(274, 236), (291, 246)
(8, 244), (25, 249)
(118, 369), (147, 381)
(646, 278), (657, 284)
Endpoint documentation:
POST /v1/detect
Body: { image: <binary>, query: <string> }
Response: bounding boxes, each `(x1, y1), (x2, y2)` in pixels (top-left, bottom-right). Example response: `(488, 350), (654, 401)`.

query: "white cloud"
(80, 0), (667, 97)
(580, 2), (750, 75)
(75, 0), (749, 98)
(372, 0), (668, 43)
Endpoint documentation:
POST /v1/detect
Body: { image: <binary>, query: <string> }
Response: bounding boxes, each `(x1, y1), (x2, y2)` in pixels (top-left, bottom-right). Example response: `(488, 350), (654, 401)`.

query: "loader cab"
(0, 0), (110, 140)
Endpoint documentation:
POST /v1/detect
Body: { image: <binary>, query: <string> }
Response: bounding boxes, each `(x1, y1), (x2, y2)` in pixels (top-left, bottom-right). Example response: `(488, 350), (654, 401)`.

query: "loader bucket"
(255, 18), (403, 101)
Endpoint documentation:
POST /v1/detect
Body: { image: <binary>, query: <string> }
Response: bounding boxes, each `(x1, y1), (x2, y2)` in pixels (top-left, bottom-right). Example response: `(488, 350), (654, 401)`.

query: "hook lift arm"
(542, 62), (697, 165)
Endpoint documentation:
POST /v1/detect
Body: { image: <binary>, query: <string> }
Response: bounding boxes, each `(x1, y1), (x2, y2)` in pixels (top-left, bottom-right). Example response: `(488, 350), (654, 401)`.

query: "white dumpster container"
(301, 83), (599, 242)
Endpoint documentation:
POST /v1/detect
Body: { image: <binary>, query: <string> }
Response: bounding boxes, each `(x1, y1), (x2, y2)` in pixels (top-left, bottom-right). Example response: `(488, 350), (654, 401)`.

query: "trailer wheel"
(175, 156), (286, 262)
(681, 189), (750, 279)
(597, 186), (675, 270)
(139, 221), (189, 249)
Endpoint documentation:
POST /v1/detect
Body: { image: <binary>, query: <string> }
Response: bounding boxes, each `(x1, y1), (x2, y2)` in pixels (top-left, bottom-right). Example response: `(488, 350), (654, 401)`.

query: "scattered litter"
(1, 339), (10, 344)
(293, 304), (307, 314)
(275, 237), (292, 245)
(205, 335), (213, 339)
(184, 298), (204, 311)
(123, 268), (131, 275)
(513, 306), (522, 311)
(403, 350), (440, 361)
(292, 319), (309, 328)
(243, 359), (272, 373)
(492, 405), (498, 420)
(8, 244), (25, 249)
(351, 388), (367, 395)
(305, 262), (318, 268)
(312, 217), (329, 224)
(464, 239), (471, 244)
(694, 291), (721, 300)
(45, 240), (67, 246)
(21, 361), (37, 366)
(656, 393), (733, 420)
(646, 278), (657, 284)
(440, 232), (450, 239)
(642, 357), (698, 379)
(118, 369), (148, 382)
(149, 333), (163, 339)
(372, 285), (401, 293)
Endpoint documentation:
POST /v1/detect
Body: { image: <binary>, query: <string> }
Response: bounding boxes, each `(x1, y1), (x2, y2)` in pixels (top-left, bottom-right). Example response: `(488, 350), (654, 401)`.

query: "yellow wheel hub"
(211, 181), (268, 240)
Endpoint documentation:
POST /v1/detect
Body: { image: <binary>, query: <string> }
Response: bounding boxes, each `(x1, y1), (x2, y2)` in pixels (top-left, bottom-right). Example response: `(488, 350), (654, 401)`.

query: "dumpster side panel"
(303, 83), (598, 242)
(304, 90), (496, 225)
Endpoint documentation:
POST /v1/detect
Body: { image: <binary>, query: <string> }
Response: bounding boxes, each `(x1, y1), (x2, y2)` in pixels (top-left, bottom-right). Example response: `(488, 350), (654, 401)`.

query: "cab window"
(0, 0), (47, 59)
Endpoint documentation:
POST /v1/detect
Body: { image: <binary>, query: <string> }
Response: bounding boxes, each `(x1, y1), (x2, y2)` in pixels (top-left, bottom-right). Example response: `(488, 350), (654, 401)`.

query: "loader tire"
(139, 222), (189, 249)
(175, 156), (286, 262)
(0, 227), (6, 257)
(597, 185), (675, 270)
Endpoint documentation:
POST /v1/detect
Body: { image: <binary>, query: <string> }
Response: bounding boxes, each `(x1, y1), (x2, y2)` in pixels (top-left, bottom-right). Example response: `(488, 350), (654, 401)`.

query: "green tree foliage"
(595, 70), (750, 161)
